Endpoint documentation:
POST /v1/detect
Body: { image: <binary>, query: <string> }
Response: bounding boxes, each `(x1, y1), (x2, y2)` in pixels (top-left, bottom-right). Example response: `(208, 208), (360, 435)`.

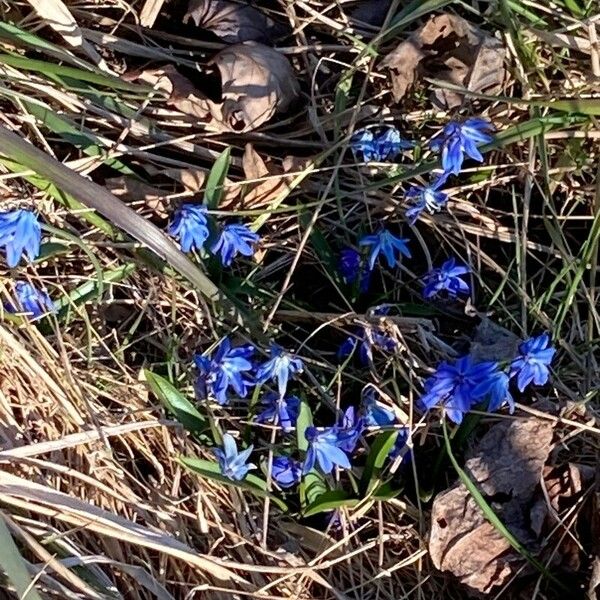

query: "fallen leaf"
(381, 13), (506, 109)
(209, 42), (299, 132)
(183, 0), (285, 44)
(105, 176), (171, 218)
(588, 557), (600, 599)
(469, 317), (521, 363)
(139, 0), (166, 28)
(239, 144), (309, 209)
(429, 418), (554, 593)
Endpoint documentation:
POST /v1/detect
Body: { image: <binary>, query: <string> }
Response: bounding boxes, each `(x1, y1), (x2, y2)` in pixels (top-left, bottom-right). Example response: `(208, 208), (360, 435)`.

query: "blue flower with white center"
(0, 209), (41, 268)
(422, 257), (470, 299)
(362, 389), (396, 427)
(430, 118), (495, 175)
(337, 406), (364, 453)
(351, 127), (413, 162)
(7, 281), (55, 319)
(473, 368), (514, 413)
(509, 333), (555, 392)
(214, 433), (255, 481)
(211, 223), (259, 267)
(271, 456), (302, 488)
(338, 247), (371, 294)
(359, 229), (411, 270)
(256, 393), (300, 432)
(167, 203), (210, 253)
(194, 337), (254, 405)
(255, 344), (303, 398)
(404, 174), (449, 225)
(420, 356), (499, 424)
(303, 426), (352, 474)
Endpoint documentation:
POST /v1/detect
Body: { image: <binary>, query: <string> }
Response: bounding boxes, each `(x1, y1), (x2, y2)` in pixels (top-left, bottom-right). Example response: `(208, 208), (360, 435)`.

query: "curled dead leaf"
(429, 418), (554, 593)
(209, 42), (299, 132)
(381, 13), (506, 109)
(183, 0), (285, 44)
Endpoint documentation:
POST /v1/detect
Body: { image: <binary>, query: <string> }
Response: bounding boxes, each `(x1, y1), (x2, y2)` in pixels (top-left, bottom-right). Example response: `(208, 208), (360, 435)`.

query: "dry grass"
(0, 0), (599, 598)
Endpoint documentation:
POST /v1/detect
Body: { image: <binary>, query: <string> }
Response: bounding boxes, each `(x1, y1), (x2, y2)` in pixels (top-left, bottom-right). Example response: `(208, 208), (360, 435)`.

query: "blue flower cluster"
(420, 333), (555, 424)
(167, 203), (259, 267)
(351, 126), (414, 162)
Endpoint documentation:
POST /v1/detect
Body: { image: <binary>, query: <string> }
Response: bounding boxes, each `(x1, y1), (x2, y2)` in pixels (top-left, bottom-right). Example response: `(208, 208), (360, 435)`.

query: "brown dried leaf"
(429, 418), (554, 593)
(381, 13), (506, 108)
(469, 317), (521, 363)
(209, 42), (299, 132)
(183, 0), (284, 44)
(104, 177), (170, 218)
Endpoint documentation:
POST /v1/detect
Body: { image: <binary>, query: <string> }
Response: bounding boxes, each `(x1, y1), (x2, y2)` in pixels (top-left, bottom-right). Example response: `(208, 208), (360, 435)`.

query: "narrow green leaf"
(180, 457), (287, 510)
(204, 147), (231, 209)
(359, 430), (398, 495)
(300, 470), (327, 509)
(0, 513), (45, 600)
(145, 370), (207, 434)
(303, 490), (358, 517)
(296, 400), (313, 452)
(372, 481), (403, 501)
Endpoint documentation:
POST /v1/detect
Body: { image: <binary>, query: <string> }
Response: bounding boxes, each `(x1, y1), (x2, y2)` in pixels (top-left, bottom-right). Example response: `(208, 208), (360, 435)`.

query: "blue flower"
(211, 223), (259, 267)
(7, 281), (55, 319)
(256, 393), (300, 432)
(303, 426), (352, 474)
(214, 433), (255, 481)
(271, 456), (302, 488)
(168, 204), (210, 253)
(338, 326), (396, 365)
(337, 406), (364, 453)
(404, 174), (449, 225)
(430, 118), (495, 175)
(338, 247), (371, 293)
(473, 368), (514, 413)
(423, 257), (470, 299)
(194, 337), (254, 405)
(359, 229), (411, 270)
(362, 389), (396, 427)
(420, 356), (499, 424)
(351, 127), (413, 162)
(509, 333), (555, 392)
(389, 427), (410, 462)
(255, 344), (303, 398)
(0, 209), (41, 268)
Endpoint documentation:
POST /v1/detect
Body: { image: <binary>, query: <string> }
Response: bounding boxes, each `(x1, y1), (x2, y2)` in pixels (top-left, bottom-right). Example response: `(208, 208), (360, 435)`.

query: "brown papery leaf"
(429, 418), (554, 593)
(381, 13), (506, 109)
(183, 0), (284, 44)
(209, 42), (299, 132)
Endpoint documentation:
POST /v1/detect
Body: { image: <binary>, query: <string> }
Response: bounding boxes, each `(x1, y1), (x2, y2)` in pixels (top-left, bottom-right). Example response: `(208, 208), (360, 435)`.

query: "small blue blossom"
(195, 337), (254, 405)
(0, 209), (41, 268)
(255, 344), (303, 398)
(337, 406), (364, 453)
(351, 127), (413, 162)
(256, 393), (300, 432)
(7, 281), (55, 319)
(359, 229), (411, 270)
(423, 257), (470, 299)
(389, 427), (410, 462)
(430, 118), (495, 175)
(211, 223), (259, 267)
(338, 327), (396, 365)
(362, 389), (396, 427)
(510, 333), (555, 392)
(167, 204), (210, 253)
(271, 456), (302, 488)
(214, 433), (255, 481)
(420, 356), (499, 424)
(473, 368), (514, 413)
(338, 247), (371, 293)
(303, 426), (352, 474)
(404, 174), (449, 225)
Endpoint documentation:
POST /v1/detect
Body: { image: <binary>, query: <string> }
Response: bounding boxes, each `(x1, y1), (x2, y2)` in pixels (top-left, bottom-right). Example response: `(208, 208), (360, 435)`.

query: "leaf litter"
(381, 13), (506, 108)
(429, 417), (586, 592)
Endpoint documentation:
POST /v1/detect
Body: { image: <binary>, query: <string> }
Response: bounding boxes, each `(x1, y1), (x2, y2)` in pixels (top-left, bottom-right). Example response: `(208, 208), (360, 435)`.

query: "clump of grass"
(0, 0), (598, 598)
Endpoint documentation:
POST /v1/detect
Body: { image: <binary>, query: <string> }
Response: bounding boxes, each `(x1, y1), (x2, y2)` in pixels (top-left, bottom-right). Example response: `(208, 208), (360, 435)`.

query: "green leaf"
(0, 514), (45, 600)
(372, 481), (403, 501)
(359, 430), (398, 495)
(300, 470), (327, 509)
(303, 490), (358, 517)
(296, 400), (313, 452)
(180, 456), (287, 511)
(144, 370), (207, 434)
(204, 147), (231, 209)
